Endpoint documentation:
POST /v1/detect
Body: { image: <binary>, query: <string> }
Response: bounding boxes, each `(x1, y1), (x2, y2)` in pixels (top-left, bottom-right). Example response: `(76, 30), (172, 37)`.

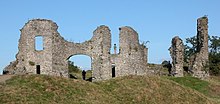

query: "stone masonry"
(4, 19), (148, 81)
(112, 27), (148, 76)
(189, 17), (209, 79)
(169, 36), (184, 77)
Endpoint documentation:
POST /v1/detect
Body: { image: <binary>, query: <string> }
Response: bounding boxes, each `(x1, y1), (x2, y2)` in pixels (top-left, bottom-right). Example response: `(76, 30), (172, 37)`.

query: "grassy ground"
(68, 62), (92, 80)
(0, 75), (217, 104)
(167, 76), (220, 103)
(69, 70), (92, 80)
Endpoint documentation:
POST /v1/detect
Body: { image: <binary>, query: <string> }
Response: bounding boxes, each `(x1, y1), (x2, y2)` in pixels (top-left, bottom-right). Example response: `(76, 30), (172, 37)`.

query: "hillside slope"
(0, 75), (216, 104)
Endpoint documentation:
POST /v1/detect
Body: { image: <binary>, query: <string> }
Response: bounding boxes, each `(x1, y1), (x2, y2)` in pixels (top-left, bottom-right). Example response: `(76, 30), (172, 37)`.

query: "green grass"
(0, 75), (216, 104)
(167, 76), (220, 103)
(167, 76), (209, 94)
(68, 61), (92, 80)
(69, 70), (92, 80)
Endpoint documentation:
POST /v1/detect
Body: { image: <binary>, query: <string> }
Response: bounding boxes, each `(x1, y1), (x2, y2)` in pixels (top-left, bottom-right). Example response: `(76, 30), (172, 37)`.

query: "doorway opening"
(112, 64), (116, 78)
(36, 65), (40, 74)
(68, 55), (92, 81)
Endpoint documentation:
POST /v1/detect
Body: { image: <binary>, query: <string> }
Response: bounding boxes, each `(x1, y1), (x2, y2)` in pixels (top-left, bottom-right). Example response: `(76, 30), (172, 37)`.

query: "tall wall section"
(52, 25), (112, 81)
(15, 19), (54, 75)
(115, 26), (148, 77)
(169, 36), (184, 77)
(189, 17), (209, 79)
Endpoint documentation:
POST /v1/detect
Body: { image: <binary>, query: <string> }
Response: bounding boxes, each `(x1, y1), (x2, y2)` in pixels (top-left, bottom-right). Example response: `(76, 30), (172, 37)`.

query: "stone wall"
(4, 19), (148, 81)
(115, 27), (148, 76)
(169, 36), (184, 77)
(189, 17), (209, 79)
(51, 25), (112, 81)
(15, 19), (55, 75)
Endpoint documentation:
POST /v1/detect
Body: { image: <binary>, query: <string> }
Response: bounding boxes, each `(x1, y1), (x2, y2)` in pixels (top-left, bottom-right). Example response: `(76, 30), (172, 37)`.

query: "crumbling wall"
(14, 19), (55, 75)
(115, 26), (148, 76)
(4, 19), (149, 81)
(49, 25), (112, 81)
(189, 17), (209, 79)
(4, 19), (112, 81)
(169, 36), (184, 77)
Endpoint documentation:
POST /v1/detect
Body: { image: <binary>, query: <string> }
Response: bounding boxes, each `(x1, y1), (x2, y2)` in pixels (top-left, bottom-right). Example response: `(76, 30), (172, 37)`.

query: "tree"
(184, 35), (220, 75)
(184, 36), (197, 63)
(208, 36), (220, 75)
(209, 36), (220, 54)
(209, 53), (220, 75)
(68, 61), (80, 73)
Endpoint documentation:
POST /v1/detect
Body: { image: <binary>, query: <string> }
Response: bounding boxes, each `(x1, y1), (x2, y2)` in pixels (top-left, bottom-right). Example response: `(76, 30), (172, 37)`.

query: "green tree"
(184, 35), (220, 75)
(184, 36), (197, 63)
(209, 36), (220, 54)
(68, 61), (81, 73)
(208, 36), (220, 75)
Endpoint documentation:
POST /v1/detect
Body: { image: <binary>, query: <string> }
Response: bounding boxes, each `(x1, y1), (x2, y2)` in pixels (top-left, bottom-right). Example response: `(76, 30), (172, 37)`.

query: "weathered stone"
(189, 16), (209, 79)
(4, 19), (149, 81)
(115, 27), (148, 76)
(169, 36), (184, 77)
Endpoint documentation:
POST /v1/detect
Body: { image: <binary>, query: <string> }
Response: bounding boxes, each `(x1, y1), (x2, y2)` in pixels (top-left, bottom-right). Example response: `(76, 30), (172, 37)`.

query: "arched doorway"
(67, 55), (92, 81)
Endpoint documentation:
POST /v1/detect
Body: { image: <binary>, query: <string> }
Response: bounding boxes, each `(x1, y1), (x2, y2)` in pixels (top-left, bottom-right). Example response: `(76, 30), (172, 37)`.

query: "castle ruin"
(169, 36), (184, 77)
(4, 19), (149, 81)
(4, 16), (210, 81)
(170, 16), (209, 79)
(189, 17), (209, 78)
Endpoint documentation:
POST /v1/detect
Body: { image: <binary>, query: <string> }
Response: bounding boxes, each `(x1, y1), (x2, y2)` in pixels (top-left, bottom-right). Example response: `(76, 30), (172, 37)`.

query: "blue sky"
(0, 0), (220, 74)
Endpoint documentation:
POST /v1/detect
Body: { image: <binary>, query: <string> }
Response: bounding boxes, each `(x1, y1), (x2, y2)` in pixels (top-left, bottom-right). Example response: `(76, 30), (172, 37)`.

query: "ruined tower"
(169, 36), (184, 77)
(189, 16), (209, 79)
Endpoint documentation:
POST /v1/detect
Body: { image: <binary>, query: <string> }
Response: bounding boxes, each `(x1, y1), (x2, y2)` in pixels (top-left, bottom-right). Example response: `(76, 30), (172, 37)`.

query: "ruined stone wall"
(169, 36), (184, 77)
(50, 25), (112, 81)
(4, 19), (113, 81)
(15, 19), (55, 75)
(115, 27), (148, 76)
(4, 19), (149, 81)
(189, 17), (209, 79)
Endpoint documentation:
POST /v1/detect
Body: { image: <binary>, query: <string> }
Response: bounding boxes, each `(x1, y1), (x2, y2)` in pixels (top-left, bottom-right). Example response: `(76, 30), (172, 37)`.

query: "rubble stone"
(169, 36), (184, 77)
(189, 17), (209, 79)
(4, 19), (148, 81)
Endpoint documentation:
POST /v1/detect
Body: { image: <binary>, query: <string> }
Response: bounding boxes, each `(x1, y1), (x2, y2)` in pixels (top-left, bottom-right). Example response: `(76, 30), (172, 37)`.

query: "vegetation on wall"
(28, 61), (35, 66)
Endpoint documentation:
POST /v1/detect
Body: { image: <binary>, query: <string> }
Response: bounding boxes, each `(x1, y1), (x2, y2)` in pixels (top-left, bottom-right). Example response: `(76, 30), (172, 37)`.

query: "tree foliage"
(209, 53), (220, 75)
(184, 36), (197, 63)
(209, 36), (220, 54)
(184, 35), (220, 75)
(68, 61), (81, 73)
(208, 36), (220, 75)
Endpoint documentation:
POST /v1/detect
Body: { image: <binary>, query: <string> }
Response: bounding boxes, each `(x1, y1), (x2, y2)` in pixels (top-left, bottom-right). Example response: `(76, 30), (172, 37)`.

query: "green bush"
(68, 61), (81, 73)
(209, 53), (220, 75)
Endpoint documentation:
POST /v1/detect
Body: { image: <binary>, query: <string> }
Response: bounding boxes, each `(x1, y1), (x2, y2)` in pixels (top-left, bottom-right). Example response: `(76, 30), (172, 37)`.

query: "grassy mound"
(0, 75), (216, 104)
(168, 76), (220, 103)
